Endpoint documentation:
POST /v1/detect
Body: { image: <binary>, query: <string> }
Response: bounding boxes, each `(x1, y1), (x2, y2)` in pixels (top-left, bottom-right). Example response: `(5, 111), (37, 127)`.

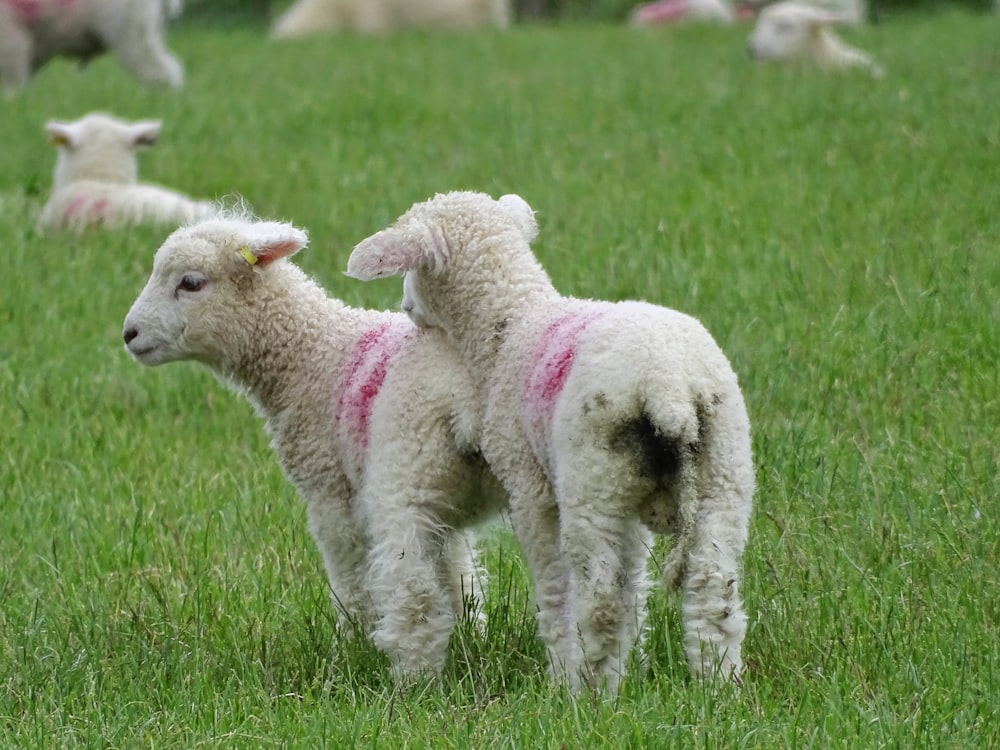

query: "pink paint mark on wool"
(334, 321), (414, 457)
(91, 197), (108, 217)
(3, 0), (76, 23)
(3, 0), (43, 23)
(522, 309), (604, 451)
(63, 194), (89, 222)
(630, 0), (691, 25)
(63, 194), (111, 227)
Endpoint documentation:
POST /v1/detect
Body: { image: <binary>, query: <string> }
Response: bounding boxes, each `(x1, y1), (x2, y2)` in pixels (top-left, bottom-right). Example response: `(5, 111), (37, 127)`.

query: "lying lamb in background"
(123, 214), (504, 681)
(747, 0), (883, 76)
(39, 112), (215, 233)
(271, 0), (510, 38)
(347, 191), (755, 694)
(0, 0), (184, 96)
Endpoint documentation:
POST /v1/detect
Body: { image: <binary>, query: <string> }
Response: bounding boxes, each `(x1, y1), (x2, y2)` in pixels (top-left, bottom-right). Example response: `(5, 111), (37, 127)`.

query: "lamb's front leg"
(441, 529), (486, 631)
(306, 499), (376, 641)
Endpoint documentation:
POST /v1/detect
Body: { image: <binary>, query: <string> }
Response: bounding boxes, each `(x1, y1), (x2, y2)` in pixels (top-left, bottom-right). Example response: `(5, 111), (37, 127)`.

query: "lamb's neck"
(224, 282), (343, 420)
(451, 277), (559, 374)
(56, 153), (137, 189)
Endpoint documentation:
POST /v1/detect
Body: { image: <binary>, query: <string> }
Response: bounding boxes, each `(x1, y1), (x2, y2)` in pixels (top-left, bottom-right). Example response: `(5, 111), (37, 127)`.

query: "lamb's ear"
(498, 194), (539, 242)
(46, 120), (82, 149)
(237, 222), (309, 266)
(126, 121), (162, 149)
(345, 228), (423, 281)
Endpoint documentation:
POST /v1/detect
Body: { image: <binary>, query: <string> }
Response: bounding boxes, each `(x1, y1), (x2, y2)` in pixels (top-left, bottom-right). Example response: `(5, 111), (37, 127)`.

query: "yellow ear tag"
(238, 246), (258, 266)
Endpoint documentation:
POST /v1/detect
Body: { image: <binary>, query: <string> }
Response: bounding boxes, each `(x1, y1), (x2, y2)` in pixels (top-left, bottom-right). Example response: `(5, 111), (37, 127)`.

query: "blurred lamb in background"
(629, 0), (754, 26)
(270, 0), (511, 37)
(39, 112), (215, 234)
(746, 0), (883, 76)
(0, 0), (184, 96)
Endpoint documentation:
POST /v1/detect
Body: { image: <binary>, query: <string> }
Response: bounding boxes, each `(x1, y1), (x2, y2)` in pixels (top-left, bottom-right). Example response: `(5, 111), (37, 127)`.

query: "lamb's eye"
(177, 275), (206, 293)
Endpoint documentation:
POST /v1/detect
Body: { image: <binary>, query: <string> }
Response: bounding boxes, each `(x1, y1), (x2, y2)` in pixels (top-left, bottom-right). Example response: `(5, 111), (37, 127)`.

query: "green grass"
(2, 9), (998, 748)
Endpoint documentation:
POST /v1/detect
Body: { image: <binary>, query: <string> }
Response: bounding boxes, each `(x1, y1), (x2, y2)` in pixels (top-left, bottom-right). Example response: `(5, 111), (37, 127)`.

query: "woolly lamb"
(0, 0), (184, 95)
(39, 113), (214, 234)
(271, 0), (510, 38)
(747, 0), (883, 76)
(347, 191), (755, 694)
(123, 214), (503, 680)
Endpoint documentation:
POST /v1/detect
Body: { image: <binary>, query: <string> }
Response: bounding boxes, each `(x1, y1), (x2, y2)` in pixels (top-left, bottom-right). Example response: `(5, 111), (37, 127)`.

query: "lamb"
(0, 0), (184, 96)
(122, 213), (504, 681)
(746, 0), (883, 76)
(271, 0), (510, 38)
(39, 113), (215, 234)
(346, 191), (755, 694)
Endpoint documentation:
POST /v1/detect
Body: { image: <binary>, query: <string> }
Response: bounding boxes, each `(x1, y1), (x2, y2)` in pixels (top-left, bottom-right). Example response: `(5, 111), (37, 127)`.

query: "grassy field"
(1, 8), (998, 748)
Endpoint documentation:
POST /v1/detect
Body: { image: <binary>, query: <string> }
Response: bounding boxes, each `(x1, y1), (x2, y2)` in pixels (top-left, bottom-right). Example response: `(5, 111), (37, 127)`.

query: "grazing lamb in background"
(123, 214), (503, 681)
(0, 0), (184, 96)
(271, 0), (510, 38)
(39, 113), (215, 234)
(747, 0), (883, 76)
(347, 191), (755, 694)
(629, 0), (752, 26)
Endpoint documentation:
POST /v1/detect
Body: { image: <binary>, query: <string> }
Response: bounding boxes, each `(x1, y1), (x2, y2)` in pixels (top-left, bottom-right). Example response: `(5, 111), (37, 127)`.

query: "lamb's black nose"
(123, 327), (138, 345)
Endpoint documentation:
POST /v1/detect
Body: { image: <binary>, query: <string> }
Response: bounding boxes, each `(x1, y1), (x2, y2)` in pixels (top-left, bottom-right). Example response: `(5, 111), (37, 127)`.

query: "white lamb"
(346, 191), (755, 694)
(271, 0), (510, 38)
(39, 113), (215, 234)
(746, 0), (883, 76)
(0, 0), (184, 95)
(122, 213), (504, 680)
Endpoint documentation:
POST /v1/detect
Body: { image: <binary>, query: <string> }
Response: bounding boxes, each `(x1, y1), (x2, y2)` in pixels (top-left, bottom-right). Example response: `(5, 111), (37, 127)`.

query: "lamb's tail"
(645, 386), (753, 591)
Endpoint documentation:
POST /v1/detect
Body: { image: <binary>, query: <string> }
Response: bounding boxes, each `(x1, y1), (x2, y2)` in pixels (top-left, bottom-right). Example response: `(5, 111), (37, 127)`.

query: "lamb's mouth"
(128, 344), (158, 359)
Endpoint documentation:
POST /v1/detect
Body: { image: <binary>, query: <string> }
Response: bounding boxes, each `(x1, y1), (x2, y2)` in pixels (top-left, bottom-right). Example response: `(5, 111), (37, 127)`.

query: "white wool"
(38, 113), (215, 234)
(347, 191), (755, 694)
(271, 0), (510, 38)
(123, 214), (503, 681)
(747, 0), (883, 76)
(0, 0), (183, 95)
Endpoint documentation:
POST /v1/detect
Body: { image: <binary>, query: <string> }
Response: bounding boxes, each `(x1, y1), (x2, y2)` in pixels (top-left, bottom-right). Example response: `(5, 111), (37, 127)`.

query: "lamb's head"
(746, 2), (857, 62)
(46, 112), (162, 189)
(346, 191), (539, 330)
(123, 215), (308, 368)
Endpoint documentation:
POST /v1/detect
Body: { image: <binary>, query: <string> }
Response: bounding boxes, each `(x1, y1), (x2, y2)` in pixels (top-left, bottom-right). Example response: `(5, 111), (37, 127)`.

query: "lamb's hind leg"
(680, 413), (753, 682)
(100, 2), (184, 87)
(681, 516), (748, 682)
(0, 14), (31, 96)
(505, 478), (577, 684)
(364, 488), (457, 681)
(557, 458), (654, 694)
